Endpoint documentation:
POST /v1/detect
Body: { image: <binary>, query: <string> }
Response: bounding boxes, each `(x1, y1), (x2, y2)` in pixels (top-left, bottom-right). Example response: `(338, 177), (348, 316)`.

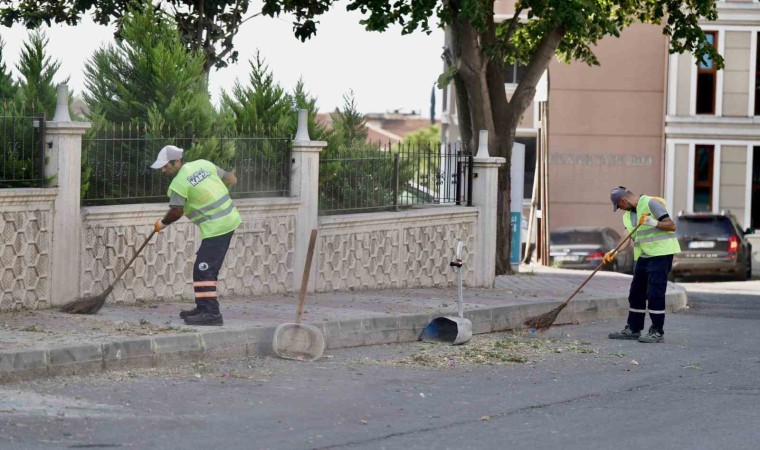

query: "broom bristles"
(60, 291), (108, 315)
(523, 302), (568, 331)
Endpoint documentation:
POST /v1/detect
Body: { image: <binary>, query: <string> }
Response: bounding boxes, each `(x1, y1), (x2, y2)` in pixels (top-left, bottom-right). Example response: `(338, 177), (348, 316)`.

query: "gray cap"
(150, 145), (184, 169)
(610, 186), (630, 212)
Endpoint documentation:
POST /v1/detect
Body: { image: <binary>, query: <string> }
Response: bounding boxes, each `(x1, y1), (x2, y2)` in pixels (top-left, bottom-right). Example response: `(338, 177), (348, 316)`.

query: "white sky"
(0, 5), (444, 116)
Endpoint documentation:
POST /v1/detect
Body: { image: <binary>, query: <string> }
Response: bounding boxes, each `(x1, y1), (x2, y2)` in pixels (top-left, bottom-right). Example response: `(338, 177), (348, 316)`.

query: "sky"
(0, 5), (445, 117)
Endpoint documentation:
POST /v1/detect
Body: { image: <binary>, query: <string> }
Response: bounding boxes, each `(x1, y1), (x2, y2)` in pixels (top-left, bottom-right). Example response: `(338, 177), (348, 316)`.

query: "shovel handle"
(295, 229), (318, 324)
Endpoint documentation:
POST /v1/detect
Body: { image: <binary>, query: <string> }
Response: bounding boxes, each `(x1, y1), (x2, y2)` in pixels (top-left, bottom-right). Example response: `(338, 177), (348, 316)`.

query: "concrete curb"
(0, 288), (687, 383)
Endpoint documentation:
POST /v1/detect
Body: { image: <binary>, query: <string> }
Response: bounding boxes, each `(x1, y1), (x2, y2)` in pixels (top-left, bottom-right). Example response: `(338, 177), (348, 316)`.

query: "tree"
(0, 37), (17, 102)
(261, 0), (723, 275)
(0, 0), (260, 73)
(83, 4), (215, 134)
(15, 30), (67, 116)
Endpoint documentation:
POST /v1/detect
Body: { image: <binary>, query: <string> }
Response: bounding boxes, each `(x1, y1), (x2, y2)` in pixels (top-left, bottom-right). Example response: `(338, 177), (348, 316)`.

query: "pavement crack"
(311, 393), (602, 449)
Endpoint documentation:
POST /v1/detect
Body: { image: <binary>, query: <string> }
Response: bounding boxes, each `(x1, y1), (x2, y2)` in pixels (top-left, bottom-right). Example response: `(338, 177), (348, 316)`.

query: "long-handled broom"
(523, 224), (641, 331)
(60, 230), (156, 314)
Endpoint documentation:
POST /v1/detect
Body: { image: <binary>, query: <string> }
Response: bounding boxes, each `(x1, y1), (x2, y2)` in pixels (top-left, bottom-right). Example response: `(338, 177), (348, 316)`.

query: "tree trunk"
(449, 9), (566, 276)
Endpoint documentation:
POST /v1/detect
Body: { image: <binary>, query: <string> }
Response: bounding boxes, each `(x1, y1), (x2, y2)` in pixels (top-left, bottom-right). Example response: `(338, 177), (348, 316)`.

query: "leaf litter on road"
(357, 331), (597, 369)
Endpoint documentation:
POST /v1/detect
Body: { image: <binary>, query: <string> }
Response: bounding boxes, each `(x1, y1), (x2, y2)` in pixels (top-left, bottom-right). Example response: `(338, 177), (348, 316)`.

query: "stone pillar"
(45, 84), (91, 305)
(291, 109), (327, 292)
(471, 130), (506, 288)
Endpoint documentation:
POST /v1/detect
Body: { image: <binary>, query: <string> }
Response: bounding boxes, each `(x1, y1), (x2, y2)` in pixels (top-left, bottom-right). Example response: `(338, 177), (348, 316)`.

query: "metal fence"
(0, 114), (46, 188)
(81, 125), (291, 206)
(319, 142), (473, 215)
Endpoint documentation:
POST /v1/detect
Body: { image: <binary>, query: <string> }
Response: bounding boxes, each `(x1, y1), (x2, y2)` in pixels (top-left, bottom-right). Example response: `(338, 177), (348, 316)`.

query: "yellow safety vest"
(168, 159), (241, 239)
(622, 195), (681, 260)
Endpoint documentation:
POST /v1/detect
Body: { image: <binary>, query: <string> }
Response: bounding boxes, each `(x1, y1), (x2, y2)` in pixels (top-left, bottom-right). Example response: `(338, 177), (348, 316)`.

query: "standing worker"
(151, 145), (241, 326)
(604, 186), (680, 343)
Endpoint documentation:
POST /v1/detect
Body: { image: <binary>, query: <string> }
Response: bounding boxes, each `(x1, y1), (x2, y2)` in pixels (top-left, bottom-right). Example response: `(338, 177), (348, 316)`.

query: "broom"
(60, 230), (156, 314)
(523, 224), (641, 331)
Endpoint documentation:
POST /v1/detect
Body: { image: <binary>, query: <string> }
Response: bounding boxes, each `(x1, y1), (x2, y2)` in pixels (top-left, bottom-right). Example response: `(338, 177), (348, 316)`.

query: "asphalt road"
(1, 282), (759, 450)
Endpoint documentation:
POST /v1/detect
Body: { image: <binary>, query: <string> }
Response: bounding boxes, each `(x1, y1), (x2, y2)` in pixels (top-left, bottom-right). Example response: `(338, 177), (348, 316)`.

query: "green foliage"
(0, 37), (17, 101)
(15, 31), (67, 116)
(319, 91), (415, 214)
(402, 124), (440, 146)
(221, 51), (292, 133)
(0, 0), (256, 73)
(83, 4), (215, 135)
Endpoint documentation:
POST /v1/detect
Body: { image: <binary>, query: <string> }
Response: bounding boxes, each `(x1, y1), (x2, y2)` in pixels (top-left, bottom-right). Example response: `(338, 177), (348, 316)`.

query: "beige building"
(443, 0), (760, 233)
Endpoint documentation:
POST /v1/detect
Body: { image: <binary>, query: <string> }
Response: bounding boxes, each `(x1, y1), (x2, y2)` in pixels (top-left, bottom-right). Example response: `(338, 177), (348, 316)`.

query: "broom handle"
(295, 229), (318, 324)
(560, 224), (641, 307)
(111, 230), (156, 286)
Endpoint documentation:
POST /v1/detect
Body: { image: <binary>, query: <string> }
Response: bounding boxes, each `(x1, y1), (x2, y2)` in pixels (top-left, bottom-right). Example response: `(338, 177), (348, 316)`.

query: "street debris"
(359, 332), (597, 369)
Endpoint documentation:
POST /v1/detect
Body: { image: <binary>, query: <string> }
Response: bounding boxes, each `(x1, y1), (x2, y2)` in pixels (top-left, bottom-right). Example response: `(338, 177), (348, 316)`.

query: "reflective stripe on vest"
(168, 160), (241, 239)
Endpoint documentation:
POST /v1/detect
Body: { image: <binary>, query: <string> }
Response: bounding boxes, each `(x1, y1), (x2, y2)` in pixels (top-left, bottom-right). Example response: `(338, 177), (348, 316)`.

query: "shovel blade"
(273, 323), (325, 361)
(420, 316), (473, 345)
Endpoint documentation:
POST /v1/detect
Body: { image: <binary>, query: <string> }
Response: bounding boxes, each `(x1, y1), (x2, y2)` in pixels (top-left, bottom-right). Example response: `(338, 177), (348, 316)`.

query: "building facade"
(665, 0), (760, 231)
(443, 1), (760, 234)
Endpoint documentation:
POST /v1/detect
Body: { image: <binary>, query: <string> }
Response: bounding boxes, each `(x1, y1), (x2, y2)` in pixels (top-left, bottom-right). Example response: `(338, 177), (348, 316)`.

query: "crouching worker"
(151, 145), (240, 326)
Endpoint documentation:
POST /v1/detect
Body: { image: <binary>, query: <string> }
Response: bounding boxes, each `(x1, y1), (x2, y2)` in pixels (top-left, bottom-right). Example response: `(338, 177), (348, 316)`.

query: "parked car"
(550, 227), (634, 273)
(672, 211), (752, 281)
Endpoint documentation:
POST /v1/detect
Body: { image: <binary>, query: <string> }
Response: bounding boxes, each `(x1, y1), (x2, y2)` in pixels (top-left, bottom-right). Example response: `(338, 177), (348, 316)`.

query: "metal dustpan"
(273, 229), (325, 361)
(420, 242), (472, 345)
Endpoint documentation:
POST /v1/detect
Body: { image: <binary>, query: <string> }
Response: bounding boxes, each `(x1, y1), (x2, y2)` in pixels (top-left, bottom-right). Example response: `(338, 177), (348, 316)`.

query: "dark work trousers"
(627, 254), (674, 333)
(193, 231), (234, 315)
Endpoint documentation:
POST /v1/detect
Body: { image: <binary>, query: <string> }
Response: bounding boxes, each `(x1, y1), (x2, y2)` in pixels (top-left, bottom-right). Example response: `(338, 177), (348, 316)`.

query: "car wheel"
(611, 261), (619, 273)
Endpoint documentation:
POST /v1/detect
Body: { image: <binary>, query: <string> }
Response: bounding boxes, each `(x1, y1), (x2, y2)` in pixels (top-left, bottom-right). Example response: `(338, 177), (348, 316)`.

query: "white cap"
(150, 145), (184, 169)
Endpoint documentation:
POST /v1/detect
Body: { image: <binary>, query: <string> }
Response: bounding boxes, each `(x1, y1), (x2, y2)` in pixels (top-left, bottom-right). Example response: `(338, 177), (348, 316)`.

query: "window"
(696, 32), (717, 115)
(751, 147), (760, 229)
(515, 136), (536, 199)
(693, 145), (714, 212)
(504, 62), (526, 85)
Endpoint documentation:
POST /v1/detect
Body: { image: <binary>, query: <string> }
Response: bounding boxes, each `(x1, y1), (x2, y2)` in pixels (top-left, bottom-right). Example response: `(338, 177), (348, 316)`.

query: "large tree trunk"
(449, 5), (565, 276)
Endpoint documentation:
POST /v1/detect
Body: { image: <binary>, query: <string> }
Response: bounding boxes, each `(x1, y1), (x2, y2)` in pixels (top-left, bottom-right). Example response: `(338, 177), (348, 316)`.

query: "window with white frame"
(694, 145), (715, 212)
(696, 32), (718, 115)
(504, 62), (526, 85)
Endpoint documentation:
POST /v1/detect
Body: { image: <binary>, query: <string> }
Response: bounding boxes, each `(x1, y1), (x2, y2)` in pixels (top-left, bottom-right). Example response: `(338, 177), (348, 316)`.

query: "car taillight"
(587, 251), (605, 260)
(729, 235), (739, 253)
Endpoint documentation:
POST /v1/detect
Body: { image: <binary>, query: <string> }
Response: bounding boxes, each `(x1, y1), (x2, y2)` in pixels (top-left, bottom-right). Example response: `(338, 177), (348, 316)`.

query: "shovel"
(420, 241), (473, 345)
(272, 229), (325, 361)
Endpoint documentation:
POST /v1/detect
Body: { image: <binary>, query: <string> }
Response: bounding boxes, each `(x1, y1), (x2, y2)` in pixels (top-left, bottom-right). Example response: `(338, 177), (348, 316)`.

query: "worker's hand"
(638, 213), (658, 227)
(603, 250), (616, 264)
(154, 220), (164, 233)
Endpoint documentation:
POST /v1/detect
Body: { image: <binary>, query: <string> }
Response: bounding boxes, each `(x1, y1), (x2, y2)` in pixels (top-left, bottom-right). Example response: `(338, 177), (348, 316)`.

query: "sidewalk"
(0, 265), (687, 382)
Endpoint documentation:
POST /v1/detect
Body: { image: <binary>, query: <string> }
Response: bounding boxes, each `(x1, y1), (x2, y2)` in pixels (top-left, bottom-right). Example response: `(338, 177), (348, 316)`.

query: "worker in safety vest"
(604, 186), (680, 343)
(151, 145), (241, 326)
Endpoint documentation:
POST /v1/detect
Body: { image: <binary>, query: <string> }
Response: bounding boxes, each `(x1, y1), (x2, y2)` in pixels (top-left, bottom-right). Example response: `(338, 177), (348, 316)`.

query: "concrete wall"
(723, 31), (751, 117)
(0, 189), (56, 310)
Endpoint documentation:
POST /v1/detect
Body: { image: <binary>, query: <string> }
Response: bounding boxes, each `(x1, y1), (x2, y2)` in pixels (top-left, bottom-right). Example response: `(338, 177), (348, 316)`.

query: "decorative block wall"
(0, 189), (56, 310)
(317, 207), (478, 291)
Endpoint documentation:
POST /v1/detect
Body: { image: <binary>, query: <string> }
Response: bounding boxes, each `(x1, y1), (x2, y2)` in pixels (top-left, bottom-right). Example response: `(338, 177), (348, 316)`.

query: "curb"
(0, 288), (687, 383)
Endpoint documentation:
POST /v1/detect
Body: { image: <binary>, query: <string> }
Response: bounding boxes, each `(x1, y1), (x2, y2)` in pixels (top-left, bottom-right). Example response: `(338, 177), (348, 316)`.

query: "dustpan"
(273, 229), (325, 361)
(420, 241), (472, 345)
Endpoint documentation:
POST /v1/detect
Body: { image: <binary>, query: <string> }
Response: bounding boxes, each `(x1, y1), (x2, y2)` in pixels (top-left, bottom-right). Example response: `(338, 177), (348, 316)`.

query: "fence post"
(291, 109), (327, 293)
(471, 130), (506, 288)
(45, 84), (92, 306)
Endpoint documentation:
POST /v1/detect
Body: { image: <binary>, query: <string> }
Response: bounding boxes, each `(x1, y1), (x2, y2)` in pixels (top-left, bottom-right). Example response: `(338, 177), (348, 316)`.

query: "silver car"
(550, 227), (635, 273)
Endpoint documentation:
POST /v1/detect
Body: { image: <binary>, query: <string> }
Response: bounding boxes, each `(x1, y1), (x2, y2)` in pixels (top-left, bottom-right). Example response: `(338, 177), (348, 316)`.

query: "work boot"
(184, 312), (223, 326)
(179, 308), (201, 319)
(638, 327), (664, 343)
(608, 325), (641, 340)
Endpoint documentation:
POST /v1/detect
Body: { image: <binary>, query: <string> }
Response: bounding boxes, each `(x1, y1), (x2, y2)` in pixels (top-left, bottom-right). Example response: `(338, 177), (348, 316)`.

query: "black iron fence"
(81, 125), (291, 206)
(319, 142), (473, 215)
(0, 114), (46, 188)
